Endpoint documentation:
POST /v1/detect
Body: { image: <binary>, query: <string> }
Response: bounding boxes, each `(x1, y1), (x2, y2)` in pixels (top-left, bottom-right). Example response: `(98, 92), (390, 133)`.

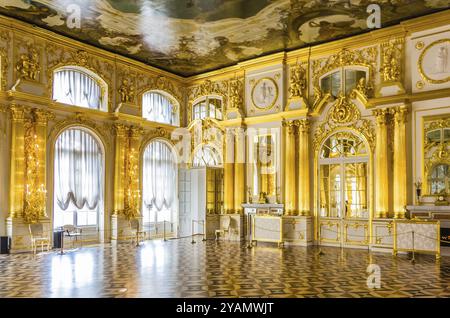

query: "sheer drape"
(143, 92), (178, 126)
(54, 129), (103, 211)
(142, 141), (177, 211)
(53, 69), (102, 109)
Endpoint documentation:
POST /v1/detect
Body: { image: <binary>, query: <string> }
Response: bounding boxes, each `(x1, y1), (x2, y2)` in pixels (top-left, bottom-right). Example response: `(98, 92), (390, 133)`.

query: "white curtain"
(143, 92), (178, 126)
(142, 141), (177, 211)
(53, 69), (102, 109)
(54, 129), (103, 211)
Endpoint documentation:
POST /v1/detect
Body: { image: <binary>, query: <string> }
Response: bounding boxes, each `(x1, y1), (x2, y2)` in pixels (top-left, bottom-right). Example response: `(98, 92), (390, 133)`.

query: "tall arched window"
(192, 145), (222, 167)
(53, 128), (104, 228)
(192, 96), (223, 121)
(142, 91), (179, 126)
(142, 140), (177, 227)
(53, 67), (107, 110)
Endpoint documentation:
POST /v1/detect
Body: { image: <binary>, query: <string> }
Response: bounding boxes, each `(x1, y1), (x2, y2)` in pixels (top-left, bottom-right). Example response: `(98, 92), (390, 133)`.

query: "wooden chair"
(62, 224), (82, 248)
(129, 219), (146, 246)
(28, 223), (50, 255)
(215, 216), (231, 241)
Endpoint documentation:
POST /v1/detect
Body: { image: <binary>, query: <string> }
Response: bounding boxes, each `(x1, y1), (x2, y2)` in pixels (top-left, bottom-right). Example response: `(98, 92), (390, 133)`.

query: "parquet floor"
(0, 238), (449, 298)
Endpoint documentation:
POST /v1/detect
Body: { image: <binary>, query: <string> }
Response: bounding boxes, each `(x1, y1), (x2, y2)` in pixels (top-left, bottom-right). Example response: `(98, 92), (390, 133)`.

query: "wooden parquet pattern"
(0, 239), (449, 298)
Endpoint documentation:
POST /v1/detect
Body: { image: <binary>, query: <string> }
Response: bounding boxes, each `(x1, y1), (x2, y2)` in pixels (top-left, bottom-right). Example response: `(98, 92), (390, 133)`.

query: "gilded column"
(234, 127), (245, 214)
(113, 124), (128, 216)
(392, 106), (408, 218)
(127, 126), (143, 219)
(33, 109), (53, 218)
(224, 128), (235, 213)
(373, 109), (389, 218)
(9, 105), (26, 218)
(283, 120), (297, 215)
(298, 118), (310, 216)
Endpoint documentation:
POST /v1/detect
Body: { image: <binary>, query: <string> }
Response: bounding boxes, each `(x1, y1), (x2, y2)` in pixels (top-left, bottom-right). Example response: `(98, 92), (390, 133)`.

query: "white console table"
(242, 203), (284, 246)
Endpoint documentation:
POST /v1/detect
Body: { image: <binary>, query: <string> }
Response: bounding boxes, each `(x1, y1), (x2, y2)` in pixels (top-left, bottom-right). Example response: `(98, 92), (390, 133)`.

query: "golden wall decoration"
(313, 95), (374, 151)
(187, 79), (228, 122)
(311, 47), (378, 110)
(288, 62), (307, 99)
(48, 112), (111, 151)
(118, 78), (135, 104)
(418, 38), (450, 84)
(0, 29), (10, 91)
(228, 77), (244, 111)
(380, 38), (404, 83)
(15, 45), (40, 82)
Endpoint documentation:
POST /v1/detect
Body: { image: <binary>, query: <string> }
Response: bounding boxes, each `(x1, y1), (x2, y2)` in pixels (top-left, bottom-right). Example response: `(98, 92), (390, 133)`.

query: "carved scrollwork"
(48, 112), (111, 150)
(228, 78), (244, 110)
(288, 63), (307, 99)
(311, 47), (378, 110)
(380, 38), (404, 83)
(313, 95), (374, 151)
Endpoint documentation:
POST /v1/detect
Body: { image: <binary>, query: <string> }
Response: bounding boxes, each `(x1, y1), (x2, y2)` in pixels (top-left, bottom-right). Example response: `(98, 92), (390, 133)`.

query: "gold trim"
(418, 39), (450, 84)
(250, 77), (279, 111)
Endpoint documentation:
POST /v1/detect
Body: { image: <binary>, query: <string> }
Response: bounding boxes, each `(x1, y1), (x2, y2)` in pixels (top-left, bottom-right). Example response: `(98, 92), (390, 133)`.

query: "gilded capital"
(283, 120), (298, 135)
(33, 109), (54, 126)
(113, 123), (128, 137)
(298, 118), (310, 134)
(129, 125), (144, 139)
(391, 106), (408, 125)
(10, 105), (26, 122)
(373, 108), (388, 126)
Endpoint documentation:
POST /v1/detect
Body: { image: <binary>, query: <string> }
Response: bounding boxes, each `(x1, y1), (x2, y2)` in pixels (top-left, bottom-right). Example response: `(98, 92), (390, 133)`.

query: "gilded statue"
(118, 78), (135, 103)
(288, 64), (306, 98)
(16, 48), (40, 81)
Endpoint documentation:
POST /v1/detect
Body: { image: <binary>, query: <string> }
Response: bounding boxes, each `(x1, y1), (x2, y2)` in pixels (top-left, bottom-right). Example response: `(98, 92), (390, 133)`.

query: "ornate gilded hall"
(0, 0), (449, 301)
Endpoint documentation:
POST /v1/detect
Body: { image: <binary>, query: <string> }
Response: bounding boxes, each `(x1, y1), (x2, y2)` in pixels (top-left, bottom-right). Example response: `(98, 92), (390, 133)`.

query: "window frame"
(141, 90), (180, 127)
(319, 66), (369, 98)
(192, 96), (223, 121)
(52, 66), (108, 111)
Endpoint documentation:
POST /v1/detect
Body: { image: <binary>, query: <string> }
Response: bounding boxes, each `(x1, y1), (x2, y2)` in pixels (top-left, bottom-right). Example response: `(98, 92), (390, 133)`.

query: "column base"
(376, 212), (389, 218)
(6, 217), (51, 253)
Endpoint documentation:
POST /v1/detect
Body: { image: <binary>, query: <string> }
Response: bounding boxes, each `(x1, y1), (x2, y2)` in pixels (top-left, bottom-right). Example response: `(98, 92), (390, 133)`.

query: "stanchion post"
(411, 230), (416, 264)
(202, 221), (206, 242)
(163, 220), (167, 242)
(191, 220), (196, 244)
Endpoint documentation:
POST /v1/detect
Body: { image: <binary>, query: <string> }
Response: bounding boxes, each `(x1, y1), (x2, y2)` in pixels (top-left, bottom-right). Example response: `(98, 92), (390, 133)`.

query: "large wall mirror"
(248, 133), (279, 203)
(424, 117), (450, 195)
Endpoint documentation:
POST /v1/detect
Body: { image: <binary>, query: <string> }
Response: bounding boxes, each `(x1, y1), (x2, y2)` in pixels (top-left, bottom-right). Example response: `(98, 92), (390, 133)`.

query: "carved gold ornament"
(418, 39), (450, 84)
(313, 96), (374, 151)
(228, 78), (244, 110)
(288, 63), (306, 99)
(118, 78), (135, 103)
(380, 39), (403, 82)
(16, 47), (40, 81)
(251, 77), (279, 110)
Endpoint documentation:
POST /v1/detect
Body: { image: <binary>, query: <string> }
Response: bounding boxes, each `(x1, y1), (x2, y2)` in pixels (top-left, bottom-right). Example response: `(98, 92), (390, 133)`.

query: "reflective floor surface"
(0, 238), (449, 298)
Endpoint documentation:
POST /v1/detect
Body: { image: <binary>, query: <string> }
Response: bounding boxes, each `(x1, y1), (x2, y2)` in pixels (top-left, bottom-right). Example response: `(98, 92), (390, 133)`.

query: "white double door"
(178, 168), (207, 237)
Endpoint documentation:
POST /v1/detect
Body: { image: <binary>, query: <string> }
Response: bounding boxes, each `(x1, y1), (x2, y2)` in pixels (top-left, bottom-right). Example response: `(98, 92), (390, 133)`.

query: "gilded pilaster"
(33, 109), (53, 209)
(9, 105), (26, 218)
(392, 106), (408, 218)
(125, 126), (144, 219)
(234, 127), (245, 214)
(113, 123), (127, 216)
(373, 109), (389, 218)
(224, 128), (235, 214)
(283, 120), (297, 215)
(298, 119), (310, 216)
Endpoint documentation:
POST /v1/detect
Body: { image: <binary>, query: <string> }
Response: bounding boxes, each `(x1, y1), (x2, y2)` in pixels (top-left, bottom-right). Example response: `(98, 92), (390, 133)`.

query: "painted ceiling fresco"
(0, 0), (449, 76)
